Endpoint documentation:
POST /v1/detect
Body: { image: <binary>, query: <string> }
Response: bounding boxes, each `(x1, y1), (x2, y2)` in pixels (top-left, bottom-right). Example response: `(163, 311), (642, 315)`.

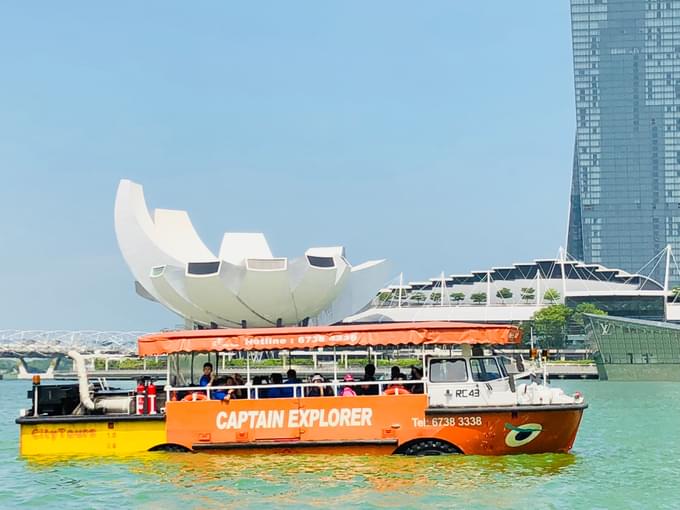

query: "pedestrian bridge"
(0, 330), (147, 379)
(0, 330), (146, 357)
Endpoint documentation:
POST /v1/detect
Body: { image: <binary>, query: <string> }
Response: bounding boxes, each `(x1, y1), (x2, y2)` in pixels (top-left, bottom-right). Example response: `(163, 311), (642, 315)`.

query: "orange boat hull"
(165, 394), (585, 455)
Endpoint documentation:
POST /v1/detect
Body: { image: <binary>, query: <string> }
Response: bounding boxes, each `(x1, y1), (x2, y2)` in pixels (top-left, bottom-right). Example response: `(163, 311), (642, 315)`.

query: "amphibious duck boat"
(17, 322), (586, 456)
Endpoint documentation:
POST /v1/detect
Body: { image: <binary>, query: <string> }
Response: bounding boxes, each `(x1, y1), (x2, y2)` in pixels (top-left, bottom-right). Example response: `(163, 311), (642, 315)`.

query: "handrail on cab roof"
(137, 322), (522, 356)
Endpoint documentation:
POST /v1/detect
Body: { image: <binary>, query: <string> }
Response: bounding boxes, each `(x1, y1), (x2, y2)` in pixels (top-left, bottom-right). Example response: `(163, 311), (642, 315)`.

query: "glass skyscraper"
(568, 0), (680, 284)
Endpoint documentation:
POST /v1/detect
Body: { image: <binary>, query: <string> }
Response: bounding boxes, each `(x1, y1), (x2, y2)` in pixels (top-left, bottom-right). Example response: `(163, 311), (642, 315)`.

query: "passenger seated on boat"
(408, 366), (424, 394)
(340, 374), (357, 396)
(306, 374), (333, 397)
(359, 363), (379, 396)
(211, 376), (234, 400)
(390, 365), (403, 381)
(251, 375), (266, 398)
(266, 373), (286, 398)
(199, 362), (214, 386)
(232, 373), (246, 399)
(283, 368), (302, 397)
(386, 375), (410, 395)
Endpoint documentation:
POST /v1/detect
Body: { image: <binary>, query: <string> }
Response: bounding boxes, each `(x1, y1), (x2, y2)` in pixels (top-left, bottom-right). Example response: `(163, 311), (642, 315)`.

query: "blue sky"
(0, 2), (575, 330)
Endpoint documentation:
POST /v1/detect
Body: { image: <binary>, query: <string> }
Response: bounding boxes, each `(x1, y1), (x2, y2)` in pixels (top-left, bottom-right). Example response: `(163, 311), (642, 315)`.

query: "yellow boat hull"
(19, 417), (166, 456)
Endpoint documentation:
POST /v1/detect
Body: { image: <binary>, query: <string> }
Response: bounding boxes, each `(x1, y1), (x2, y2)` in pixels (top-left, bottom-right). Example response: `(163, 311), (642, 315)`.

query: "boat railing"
(167, 379), (426, 402)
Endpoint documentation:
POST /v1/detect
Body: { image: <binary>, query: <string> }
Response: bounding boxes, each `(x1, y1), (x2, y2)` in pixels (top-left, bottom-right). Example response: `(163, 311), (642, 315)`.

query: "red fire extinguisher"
(135, 380), (146, 415)
(147, 380), (157, 415)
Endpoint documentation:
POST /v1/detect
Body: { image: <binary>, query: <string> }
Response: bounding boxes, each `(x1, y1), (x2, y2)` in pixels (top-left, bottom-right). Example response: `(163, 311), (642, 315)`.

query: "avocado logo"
(504, 423), (543, 447)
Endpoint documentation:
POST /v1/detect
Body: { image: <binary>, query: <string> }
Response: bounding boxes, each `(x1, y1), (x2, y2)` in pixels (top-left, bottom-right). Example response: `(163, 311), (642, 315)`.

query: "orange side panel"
(165, 395), (584, 455)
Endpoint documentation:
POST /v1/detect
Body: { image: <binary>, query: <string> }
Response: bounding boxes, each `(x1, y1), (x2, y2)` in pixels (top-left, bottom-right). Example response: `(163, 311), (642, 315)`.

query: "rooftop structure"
(345, 250), (680, 324)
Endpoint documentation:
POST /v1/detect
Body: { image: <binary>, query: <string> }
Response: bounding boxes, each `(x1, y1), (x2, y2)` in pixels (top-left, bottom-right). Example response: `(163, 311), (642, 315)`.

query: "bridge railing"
(0, 330), (147, 356)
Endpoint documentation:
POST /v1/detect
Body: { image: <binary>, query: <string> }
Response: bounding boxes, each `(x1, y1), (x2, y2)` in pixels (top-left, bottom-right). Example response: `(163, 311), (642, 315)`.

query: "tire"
(148, 443), (192, 453)
(398, 439), (460, 456)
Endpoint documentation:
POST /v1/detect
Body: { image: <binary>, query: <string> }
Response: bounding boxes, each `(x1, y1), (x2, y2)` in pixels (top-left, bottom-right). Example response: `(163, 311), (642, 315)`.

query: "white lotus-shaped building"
(114, 179), (389, 328)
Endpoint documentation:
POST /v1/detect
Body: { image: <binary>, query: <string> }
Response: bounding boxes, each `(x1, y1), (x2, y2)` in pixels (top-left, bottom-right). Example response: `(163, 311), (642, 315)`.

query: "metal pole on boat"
(166, 354), (171, 402)
(32, 375), (40, 417)
(421, 345), (427, 392)
(333, 346), (338, 396)
(246, 353), (251, 389)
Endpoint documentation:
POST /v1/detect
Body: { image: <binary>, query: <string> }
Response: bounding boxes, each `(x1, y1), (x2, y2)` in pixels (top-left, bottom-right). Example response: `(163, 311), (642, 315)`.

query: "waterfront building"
(345, 255), (679, 326)
(344, 253), (680, 380)
(586, 313), (680, 380)
(567, 0), (680, 285)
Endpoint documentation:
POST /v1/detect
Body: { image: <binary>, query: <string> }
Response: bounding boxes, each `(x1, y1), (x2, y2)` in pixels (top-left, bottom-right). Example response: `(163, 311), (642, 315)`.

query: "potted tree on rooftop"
(470, 292), (487, 305)
(520, 287), (536, 304)
(544, 288), (561, 304)
(450, 292), (465, 305)
(496, 287), (513, 304)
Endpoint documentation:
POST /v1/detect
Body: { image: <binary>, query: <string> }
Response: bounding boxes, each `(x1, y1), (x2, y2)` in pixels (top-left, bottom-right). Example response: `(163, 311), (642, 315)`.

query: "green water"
(1, 380), (679, 509)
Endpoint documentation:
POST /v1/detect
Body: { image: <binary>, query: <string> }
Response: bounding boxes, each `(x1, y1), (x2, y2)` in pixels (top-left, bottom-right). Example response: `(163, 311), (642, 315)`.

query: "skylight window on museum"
(187, 262), (221, 275)
(307, 256), (335, 268)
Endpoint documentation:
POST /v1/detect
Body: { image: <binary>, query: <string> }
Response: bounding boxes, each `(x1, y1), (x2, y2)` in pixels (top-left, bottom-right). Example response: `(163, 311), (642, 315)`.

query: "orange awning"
(138, 322), (521, 356)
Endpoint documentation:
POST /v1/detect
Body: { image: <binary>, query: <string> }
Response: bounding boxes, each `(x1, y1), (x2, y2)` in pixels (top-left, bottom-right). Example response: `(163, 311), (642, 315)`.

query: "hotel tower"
(568, 0), (680, 283)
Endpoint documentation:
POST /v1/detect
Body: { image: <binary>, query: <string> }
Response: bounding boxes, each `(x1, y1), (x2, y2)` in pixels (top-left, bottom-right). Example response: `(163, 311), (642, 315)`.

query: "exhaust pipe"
(68, 350), (95, 411)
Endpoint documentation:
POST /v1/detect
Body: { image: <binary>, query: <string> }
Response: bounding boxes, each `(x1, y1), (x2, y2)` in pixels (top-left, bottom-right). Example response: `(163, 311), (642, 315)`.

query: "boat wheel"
(148, 443), (192, 453)
(398, 439), (460, 456)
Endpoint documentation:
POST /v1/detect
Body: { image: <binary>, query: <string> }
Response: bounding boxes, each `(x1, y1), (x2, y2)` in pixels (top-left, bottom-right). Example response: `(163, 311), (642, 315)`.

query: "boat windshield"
(470, 357), (502, 382)
(429, 359), (468, 383)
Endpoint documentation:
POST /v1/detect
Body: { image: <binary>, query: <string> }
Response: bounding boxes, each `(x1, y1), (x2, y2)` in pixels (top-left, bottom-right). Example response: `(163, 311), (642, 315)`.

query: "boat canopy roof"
(137, 321), (521, 356)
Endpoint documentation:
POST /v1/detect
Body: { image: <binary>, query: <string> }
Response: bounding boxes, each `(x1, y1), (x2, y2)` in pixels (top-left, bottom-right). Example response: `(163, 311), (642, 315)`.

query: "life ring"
(182, 392), (207, 402)
(384, 386), (411, 395)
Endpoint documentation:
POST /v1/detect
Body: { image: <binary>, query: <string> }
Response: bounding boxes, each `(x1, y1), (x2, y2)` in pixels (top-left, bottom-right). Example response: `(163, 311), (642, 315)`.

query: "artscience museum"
(114, 179), (390, 328)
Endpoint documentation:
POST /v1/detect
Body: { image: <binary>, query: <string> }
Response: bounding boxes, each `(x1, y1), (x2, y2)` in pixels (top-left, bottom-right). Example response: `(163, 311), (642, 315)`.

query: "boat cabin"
(144, 322), (525, 409)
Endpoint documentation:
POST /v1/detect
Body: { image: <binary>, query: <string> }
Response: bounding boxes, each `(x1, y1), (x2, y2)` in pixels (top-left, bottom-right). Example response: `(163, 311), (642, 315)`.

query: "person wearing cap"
(341, 374), (357, 397)
(306, 373), (332, 397)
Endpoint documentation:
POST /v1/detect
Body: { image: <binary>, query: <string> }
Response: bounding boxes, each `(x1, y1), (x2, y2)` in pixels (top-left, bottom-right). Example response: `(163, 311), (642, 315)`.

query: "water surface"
(1, 380), (678, 509)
